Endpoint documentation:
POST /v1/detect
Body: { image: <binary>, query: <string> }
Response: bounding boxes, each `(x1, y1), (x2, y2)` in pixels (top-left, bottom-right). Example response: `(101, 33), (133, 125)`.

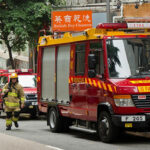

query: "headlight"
(114, 95), (135, 107)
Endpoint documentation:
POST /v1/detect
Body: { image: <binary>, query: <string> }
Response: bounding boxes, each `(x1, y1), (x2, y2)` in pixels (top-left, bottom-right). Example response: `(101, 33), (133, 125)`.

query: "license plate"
(29, 105), (33, 109)
(121, 115), (145, 122)
(32, 102), (38, 105)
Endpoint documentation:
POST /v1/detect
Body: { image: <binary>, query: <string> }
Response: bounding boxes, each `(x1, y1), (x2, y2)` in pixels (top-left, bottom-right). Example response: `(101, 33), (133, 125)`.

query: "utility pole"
(106, 0), (110, 23)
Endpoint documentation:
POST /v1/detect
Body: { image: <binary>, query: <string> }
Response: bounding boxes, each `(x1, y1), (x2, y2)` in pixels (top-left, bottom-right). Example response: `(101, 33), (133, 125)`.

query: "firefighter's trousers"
(6, 111), (20, 127)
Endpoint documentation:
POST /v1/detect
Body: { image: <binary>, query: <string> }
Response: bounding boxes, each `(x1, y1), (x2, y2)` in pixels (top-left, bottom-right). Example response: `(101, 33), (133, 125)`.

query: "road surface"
(0, 114), (150, 150)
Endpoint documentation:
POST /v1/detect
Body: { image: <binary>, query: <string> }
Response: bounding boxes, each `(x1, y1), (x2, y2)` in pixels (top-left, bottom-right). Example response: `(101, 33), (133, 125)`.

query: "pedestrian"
(2, 73), (25, 130)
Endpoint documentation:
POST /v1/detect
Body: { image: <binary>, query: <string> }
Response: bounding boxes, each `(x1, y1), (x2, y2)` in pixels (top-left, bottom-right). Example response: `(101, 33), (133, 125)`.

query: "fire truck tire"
(98, 111), (119, 143)
(48, 107), (63, 132)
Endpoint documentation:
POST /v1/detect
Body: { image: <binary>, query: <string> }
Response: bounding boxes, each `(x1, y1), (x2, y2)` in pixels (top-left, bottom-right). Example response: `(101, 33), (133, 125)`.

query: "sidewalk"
(0, 132), (60, 150)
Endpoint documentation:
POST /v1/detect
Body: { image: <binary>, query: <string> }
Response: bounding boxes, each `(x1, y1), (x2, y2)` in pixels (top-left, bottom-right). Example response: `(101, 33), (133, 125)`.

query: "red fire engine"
(0, 69), (37, 118)
(37, 23), (150, 142)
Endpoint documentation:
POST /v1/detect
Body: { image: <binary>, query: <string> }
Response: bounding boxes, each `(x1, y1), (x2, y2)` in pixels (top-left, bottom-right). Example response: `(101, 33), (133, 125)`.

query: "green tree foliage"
(0, 0), (64, 68)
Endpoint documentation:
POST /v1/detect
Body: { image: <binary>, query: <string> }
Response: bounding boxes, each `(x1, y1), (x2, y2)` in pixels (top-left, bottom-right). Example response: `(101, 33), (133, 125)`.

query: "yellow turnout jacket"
(2, 82), (25, 109)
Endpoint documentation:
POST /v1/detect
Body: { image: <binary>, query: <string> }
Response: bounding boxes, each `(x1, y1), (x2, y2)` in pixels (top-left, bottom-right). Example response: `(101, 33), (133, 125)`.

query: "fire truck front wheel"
(48, 107), (63, 132)
(98, 111), (120, 143)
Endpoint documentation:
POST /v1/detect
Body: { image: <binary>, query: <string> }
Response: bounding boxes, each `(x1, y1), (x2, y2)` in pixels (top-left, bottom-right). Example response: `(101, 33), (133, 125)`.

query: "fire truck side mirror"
(88, 54), (96, 69)
(0, 84), (4, 89)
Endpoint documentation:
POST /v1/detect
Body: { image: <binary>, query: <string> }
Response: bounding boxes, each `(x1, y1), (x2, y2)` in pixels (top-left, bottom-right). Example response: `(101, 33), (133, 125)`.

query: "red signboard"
(52, 10), (92, 32)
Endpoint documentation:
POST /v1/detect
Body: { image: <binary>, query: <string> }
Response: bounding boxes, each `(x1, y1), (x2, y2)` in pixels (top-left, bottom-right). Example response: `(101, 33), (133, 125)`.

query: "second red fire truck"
(37, 23), (150, 142)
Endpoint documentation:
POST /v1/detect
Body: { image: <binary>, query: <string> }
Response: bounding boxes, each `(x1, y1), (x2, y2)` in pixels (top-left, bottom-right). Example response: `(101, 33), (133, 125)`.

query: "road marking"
(46, 145), (64, 150)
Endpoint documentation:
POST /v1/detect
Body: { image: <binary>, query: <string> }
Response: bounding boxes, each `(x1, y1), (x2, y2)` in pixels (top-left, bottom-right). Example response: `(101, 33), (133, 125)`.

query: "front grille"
(26, 94), (37, 100)
(132, 95), (150, 108)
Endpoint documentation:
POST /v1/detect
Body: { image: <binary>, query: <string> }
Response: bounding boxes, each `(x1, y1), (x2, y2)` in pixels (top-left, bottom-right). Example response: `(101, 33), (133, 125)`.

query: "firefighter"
(2, 73), (25, 130)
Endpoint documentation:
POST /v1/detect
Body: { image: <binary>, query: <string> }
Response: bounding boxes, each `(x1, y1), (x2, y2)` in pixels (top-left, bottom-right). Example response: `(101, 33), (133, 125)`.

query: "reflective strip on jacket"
(8, 92), (18, 97)
(5, 102), (20, 107)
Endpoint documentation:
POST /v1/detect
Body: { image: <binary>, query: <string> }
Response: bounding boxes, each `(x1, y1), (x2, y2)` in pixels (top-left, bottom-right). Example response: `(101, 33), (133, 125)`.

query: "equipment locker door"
(41, 47), (55, 101)
(56, 45), (70, 103)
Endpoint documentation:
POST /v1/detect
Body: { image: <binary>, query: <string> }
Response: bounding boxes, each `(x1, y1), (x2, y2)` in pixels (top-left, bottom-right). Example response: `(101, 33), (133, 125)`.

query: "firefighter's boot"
(6, 114), (12, 130)
(13, 112), (20, 128)
(6, 125), (11, 130)
(14, 121), (19, 128)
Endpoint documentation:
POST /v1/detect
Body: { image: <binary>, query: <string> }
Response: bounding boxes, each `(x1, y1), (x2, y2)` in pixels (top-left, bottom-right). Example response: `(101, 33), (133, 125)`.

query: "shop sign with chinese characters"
(52, 10), (92, 32)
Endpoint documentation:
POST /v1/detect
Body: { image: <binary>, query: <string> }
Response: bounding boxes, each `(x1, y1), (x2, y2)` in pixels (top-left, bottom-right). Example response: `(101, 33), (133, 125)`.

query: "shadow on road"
(60, 127), (150, 144)
(115, 132), (150, 144)
(39, 125), (150, 144)
(68, 127), (99, 141)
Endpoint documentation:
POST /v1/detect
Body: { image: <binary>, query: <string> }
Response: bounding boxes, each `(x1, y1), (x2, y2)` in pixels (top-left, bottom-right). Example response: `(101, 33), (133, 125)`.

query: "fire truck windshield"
(18, 75), (37, 88)
(106, 38), (150, 78)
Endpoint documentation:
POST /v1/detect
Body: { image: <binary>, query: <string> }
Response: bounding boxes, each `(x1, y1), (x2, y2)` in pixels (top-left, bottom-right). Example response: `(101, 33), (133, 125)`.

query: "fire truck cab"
(37, 23), (150, 142)
(0, 69), (37, 118)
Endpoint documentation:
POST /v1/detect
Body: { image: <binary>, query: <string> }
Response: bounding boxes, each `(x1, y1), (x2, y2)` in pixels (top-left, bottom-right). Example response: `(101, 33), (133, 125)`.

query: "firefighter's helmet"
(10, 73), (18, 79)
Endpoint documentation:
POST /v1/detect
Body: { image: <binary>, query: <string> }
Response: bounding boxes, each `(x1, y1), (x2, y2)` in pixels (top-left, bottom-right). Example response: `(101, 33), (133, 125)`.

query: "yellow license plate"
(29, 105), (33, 109)
(125, 123), (132, 128)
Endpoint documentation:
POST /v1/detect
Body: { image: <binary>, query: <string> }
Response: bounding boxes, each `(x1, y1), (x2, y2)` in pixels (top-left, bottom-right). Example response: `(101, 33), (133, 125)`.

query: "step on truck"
(37, 23), (150, 143)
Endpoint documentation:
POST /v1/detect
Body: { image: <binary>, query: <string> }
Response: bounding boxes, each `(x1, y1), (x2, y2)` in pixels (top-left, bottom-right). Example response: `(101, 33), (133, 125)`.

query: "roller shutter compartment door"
(56, 45), (70, 103)
(41, 47), (55, 101)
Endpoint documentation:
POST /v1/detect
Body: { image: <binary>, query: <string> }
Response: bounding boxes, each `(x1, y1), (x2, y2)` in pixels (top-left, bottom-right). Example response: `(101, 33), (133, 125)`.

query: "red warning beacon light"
(96, 23), (128, 30)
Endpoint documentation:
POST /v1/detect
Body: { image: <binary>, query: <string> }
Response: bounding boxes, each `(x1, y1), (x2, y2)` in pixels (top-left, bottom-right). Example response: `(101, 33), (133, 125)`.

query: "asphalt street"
(0, 114), (150, 150)
(0, 132), (58, 150)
